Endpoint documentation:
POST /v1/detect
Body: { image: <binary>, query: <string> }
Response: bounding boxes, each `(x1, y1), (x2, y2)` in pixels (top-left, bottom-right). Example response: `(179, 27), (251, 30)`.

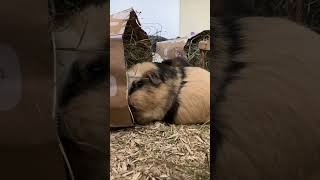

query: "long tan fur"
(176, 67), (210, 124)
(127, 62), (210, 125)
(127, 63), (173, 124)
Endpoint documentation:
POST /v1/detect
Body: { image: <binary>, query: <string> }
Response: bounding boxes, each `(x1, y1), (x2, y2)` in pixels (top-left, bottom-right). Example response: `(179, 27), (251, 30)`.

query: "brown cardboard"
(110, 8), (151, 127)
(0, 0), (66, 179)
(156, 37), (188, 60)
(110, 38), (133, 127)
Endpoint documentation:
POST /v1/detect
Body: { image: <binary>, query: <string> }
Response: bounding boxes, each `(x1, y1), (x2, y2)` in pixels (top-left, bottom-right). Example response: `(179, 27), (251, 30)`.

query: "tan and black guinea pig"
(127, 57), (210, 125)
(161, 57), (191, 67)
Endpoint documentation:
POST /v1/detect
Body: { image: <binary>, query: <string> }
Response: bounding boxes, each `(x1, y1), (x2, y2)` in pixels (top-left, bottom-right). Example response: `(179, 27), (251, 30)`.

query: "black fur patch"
(163, 96), (180, 124)
(212, 17), (246, 104)
(128, 83), (138, 96)
(163, 66), (187, 124)
(162, 57), (190, 68)
(128, 63), (177, 96)
(128, 79), (149, 95)
(211, 16), (247, 171)
(128, 63), (187, 124)
(179, 66), (187, 80)
(154, 63), (178, 82)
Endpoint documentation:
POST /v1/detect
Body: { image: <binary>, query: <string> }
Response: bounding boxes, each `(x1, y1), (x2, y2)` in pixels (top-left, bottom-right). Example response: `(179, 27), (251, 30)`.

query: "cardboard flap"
(110, 8), (133, 37)
(110, 38), (133, 127)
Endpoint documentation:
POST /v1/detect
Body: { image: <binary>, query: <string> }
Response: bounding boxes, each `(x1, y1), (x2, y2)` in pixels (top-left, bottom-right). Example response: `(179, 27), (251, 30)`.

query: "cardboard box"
(156, 37), (189, 60)
(110, 38), (133, 127)
(184, 30), (210, 69)
(110, 8), (151, 127)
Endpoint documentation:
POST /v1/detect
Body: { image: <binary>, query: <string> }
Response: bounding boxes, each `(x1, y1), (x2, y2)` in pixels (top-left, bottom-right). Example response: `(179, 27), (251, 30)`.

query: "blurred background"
(213, 0), (320, 34)
(110, 0), (210, 39)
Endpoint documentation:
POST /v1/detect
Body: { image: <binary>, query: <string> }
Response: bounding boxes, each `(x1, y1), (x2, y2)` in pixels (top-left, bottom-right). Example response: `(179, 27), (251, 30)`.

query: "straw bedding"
(110, 122), (210, 180)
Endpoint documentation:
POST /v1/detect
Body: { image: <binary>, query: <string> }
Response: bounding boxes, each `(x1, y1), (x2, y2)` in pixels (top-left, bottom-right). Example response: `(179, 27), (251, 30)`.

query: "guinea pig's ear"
(161, 59), (174, 66)
(147, 71), (162, 86)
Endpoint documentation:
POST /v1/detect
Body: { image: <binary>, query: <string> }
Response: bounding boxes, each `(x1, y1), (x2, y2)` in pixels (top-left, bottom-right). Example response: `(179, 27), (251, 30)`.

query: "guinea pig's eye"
(136, 80), (144, 88)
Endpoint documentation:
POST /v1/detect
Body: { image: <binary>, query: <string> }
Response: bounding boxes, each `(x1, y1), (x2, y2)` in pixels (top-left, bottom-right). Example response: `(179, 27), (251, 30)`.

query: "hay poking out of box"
(122, 10), (153, 69)
(110, 122), (210, 180)
(184, 30), (210, 70)
(123, 36), (153, 69)
(110, 8), (153, 70)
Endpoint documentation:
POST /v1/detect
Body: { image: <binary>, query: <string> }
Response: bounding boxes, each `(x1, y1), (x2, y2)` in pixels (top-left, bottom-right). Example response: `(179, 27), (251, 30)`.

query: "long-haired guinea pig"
(127, 58), (210, 125)
(161, 57), (191, 67)
(57, 57), (107, 148)
(56, 56), (107, 180)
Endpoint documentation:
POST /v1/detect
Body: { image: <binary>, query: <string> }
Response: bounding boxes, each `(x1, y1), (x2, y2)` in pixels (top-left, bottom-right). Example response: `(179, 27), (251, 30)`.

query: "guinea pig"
(161, 57), (191, 67)
(56, 56), (108, 180)
(57, 56), (107, 149)
(212, 15), (320, 180)
(127, 60), (210, 125)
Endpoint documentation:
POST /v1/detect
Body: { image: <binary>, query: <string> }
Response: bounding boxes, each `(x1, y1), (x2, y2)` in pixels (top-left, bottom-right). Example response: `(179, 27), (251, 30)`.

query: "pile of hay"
(123, 37), (153, 69)
(110, 122), (210, 180)
(184, 30), (210, 71)
(123, 12), (153, 69)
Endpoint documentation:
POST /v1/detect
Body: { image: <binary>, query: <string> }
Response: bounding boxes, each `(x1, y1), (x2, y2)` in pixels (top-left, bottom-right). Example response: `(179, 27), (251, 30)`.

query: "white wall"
(180, 0), (210, 37)
(110, 0), (180, 39)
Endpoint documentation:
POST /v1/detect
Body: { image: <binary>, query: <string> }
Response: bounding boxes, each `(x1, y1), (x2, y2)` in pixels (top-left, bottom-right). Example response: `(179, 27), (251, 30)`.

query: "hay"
(123, 37), (153, 69)
(122, 12), (153, 69)
(110, 122), (210, 180)
(184, 30), (210, 70)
